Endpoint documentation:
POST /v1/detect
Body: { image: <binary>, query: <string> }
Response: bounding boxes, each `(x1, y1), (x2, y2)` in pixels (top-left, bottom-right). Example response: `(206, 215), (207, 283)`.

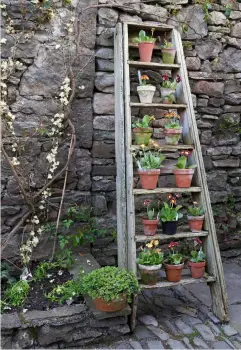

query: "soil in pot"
(138, 169), (160, 190)
(162, 221), (177, 235)
(164, 128), (182, 145)
(160, 87), (176, 104)
(188, 215), (204, 232)
(164, 262), (184, 282)
(138, 264), (162, 285)
(173, 168), (194, 188)
(138, 42), (154, 62)
(133, 127), (153, 145)
(137, 86), (156, 104)
(93, 294), (127, 312)
(161, 48), (176, 64)
(142, 218), (158, 236)
(188, 261), (206, 279)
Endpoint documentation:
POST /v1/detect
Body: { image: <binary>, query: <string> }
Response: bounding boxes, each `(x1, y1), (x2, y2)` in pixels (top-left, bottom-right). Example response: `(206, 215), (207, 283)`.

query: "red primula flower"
(162, 74), (169, 81)
(176, 74), (181, 83)
(143, 199), (152, 206)
(168, 241), (179, 249)
(194, 237), (202, 245)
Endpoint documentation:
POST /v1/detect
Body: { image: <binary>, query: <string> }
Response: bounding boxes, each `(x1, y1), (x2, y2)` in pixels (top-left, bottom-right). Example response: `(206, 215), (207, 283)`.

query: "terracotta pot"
(137, 85), (156, 103)
(164, 262), (184, 282)
(138, 169), (160, 189)
(138, 263), (162, 285)
(188, 261), (206, 279)
(173, 168), (195, 188)
(133, 127), (153, 145)
(161, 48), (176, 64)
(162, 221), (177, 235)
(160, 87), (176, 104)
(187, 215), (204, 232)
(138, 42), (154, 62)
(93, 293), (127, 312)
(164, 128), (182, 145)
(142, 218), (158, 236)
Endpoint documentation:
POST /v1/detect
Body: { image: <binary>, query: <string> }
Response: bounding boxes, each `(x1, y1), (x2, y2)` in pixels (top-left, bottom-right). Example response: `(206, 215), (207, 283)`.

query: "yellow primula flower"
(146, 242), (153, 248)
(153, 240), (159, 246)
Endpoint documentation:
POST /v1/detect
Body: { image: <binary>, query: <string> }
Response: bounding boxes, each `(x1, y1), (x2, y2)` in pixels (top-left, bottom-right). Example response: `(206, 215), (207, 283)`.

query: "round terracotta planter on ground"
(142, 218), (158, 236)
(93, 294), (127, 312)
(133, 127), (153, 145)
(137, 85), (156, 104)
(188, 261), (206, 279)
(138, 263), (162, 285)
(162, 221), (177, 235)
(138, 169), (160, 190)
(160, 87), (176, 104)
(187, 215), (204, 232)
(164, 262), (184, 282)
(161, 48), (176, 64)
(138, 42), (154, 62)
(173, 168), (195, 188)
(164, 128), (182, 145)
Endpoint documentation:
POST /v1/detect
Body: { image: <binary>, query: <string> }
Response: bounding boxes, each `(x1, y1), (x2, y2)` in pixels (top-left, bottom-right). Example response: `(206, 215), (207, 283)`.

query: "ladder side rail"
(123, 23), (137, 273)
(173, 29), (229, 322)
(115, 23), (128, 269)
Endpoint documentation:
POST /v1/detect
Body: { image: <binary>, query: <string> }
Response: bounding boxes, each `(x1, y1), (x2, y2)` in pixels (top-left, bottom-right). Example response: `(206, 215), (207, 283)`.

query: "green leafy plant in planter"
(188, 202), (205, 232)
(132, 29), (156, 62)
(132, 115), (155, 145)
(159, 196), (183, 235)
(1, 280), (30, 311)
(80, 266), (139, 312)
(132, 29), (156, 44)
(46, 279), (82, 304)
(164, 241), (184, 282)
(33, 261), (64, 281)
(188, 238), (206, 279)
(160, 74), (181, 104)
(160, 40), (176, 64)
(142, 199), (160, 236)
(163, 111), (182, 145)
(173, 151), (197, 188)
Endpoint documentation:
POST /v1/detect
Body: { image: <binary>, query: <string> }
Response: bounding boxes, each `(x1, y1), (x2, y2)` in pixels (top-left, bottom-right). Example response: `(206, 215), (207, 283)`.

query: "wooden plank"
(126, 22), (174, 30)
(128, 61), (180, 69)
(133, 187), (201, 195)
(114, 23), (127, 269)
(173, 29), (229, 322)
(123, 23), (137, 274)
(135, 231), (208, 242)
(130, 102), (187, 109)
(131, 145), (194, 151)
(140, 275), (216, 289)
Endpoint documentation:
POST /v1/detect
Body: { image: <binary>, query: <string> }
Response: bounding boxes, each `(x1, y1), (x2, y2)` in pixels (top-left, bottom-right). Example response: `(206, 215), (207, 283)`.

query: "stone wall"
(1, 0), (241, 265)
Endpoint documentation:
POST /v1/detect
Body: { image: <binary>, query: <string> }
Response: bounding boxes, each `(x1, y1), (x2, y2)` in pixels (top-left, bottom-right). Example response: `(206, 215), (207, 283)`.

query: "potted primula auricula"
(80, 266), (139, 312)
(160, 74), (181, 104)
(132, 115), (155, 145)
(173, 151), (197, 188)
(137, 74), (156, 104)
(161, 39), (176, 64)
(163, 111), (182, 145)
(187, 202), (204, 232)
(137, 240), (164, 285)
(188, 238), (206, 279)
(142, 199), (159, 236)
(159, 195), (183, 235)
(164, 241), (184, 282)
(132, 29), (156, 62)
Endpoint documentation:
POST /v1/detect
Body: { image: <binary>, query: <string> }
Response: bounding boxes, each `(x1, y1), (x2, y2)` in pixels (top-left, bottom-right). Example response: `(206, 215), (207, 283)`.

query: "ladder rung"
(128, 61), (180, 70)
(127, 22), (174, 31)
(140, 275), (216, 289)
(133, 187), (201, 195)
(130, 102), (187, 109)
(135, 231), (209, 242)
(131, 145), (194, 151)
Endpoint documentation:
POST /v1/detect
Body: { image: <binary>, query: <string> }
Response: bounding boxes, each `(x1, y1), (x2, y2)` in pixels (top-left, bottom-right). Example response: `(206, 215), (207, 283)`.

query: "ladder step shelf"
(128, 60), (180, 69)
(140, 275), (216, 289)
(130, 102), (187, 109)
(135, 231), (209, 242)
(131, 145), (194, 151)
(133, 187), (201, 195)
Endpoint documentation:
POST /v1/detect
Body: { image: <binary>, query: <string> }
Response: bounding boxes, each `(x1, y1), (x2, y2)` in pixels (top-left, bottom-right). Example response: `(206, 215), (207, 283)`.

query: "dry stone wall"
(1, 0), (241, 265)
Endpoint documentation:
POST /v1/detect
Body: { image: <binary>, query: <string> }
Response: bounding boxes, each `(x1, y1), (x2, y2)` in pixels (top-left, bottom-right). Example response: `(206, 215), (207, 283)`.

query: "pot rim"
(94, 292), (127, 303)
(164, 128), (182, 135)
(137, 85), (156, 91)
(161, 219), (177, 223)
(187, 215), (204, 220)
(161, 48), (176, 52)
(138, 169), (161, 175)
(138, 42), (155, 46)
(163, 262), (184, 270)
(160, 87), (176, 92)
(173, 168), (195, 174)
(138, 263), (162, 270)
(133, 127), (153, 133)
(142, 217), (159, 224)
(188, 260), (206, 267)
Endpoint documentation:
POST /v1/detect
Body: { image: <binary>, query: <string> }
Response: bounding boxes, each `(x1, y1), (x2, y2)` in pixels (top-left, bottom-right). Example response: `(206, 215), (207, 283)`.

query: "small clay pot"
(173, 168), (195, 188)
(162, 221), (177, 235)
(138, 263), (162, 285)
(164, 128), (182, 145)
(138, 169), (160, 190)
(93, 294), (127, 312)
(161, 48), (176, 64)
(188, 261), (206, 279)
(164, 262), (184, 282)
(187, 215), (204, 232)
(160, 87), (176, 104)
(138, 42), (154, 62)
(137, 85), (156, 104)
(133, 127), (153, 145)
(142, 218), (158, 236)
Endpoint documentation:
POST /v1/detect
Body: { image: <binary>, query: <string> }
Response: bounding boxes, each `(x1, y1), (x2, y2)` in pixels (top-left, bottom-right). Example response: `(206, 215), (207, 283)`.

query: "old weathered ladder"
(114, 21), (229, 323)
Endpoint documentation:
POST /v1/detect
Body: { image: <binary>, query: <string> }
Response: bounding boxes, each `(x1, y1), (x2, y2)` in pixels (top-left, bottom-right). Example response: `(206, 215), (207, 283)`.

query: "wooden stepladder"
(114, 21), (229, 323)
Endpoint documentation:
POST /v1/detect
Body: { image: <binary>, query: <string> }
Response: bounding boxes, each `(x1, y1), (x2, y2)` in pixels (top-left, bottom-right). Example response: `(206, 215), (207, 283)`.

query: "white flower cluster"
(48, 113), (65, 136)
(65, 17), (75, 34)
(20, 222), (43, 264)
(39, 188), (51, 210)
(59, 77), (71, 106)
(46, 142), (59, 179)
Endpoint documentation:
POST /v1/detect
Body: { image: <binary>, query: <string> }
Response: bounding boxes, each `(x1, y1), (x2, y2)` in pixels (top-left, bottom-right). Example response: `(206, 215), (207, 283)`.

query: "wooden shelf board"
(130, 102), (187, 109)
(127, 22), (174, 31)
(128, 61), (180, 69)
(131, 145), (194, 151)
(135, 231), (209, 242)
(140, 275), (216, 289)
(133, 187), (201, 195)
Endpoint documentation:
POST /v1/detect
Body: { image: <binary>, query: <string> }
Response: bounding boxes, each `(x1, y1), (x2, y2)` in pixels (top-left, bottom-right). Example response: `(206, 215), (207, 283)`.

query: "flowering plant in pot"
(137, 240), (164, 285)
(161, 39), (176, 64)
(160, 74), (181, 104)
(132, 29), (156, 62)
(164, 241), (184, 282)
(132, 115), (155, 145)
(137, 74), (156, 104)
(188, 238), (206, 279)
(163, 111), (182, 145)
(80, 266), (139, 312)
(159, 194), (183, 235)
(142, 199), (159, 236)
(173, 151), (197, 188)
(188, 202), (205, 232)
